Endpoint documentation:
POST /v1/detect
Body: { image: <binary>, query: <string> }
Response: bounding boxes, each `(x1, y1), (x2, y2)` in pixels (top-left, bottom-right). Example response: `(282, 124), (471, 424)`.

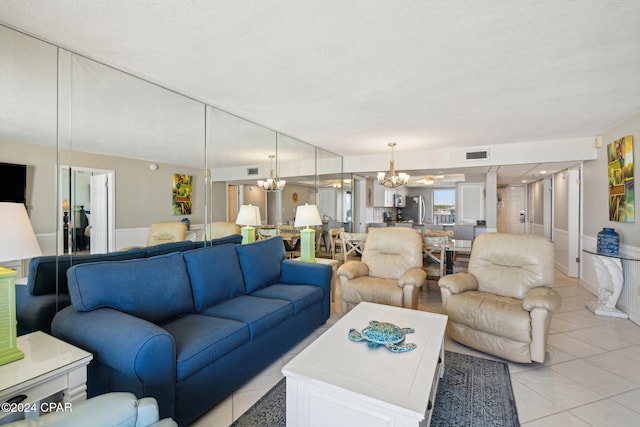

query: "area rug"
(231, 350), (519, 427)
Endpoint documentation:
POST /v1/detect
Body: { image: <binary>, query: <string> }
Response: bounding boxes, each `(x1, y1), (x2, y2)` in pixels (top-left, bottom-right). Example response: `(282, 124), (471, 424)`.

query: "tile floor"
(192, 268), (640, 427)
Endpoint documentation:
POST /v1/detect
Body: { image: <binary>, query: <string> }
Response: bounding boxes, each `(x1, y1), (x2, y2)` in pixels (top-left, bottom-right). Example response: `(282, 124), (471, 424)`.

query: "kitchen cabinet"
(373, 182), (404, 207)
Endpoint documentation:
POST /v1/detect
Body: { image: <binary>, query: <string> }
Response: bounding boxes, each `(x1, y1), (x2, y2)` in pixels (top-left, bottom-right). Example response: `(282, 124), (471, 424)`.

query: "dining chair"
(340, 232), (367, 262)
(329, 227), (345, 259)
(422, 229), (454, 264)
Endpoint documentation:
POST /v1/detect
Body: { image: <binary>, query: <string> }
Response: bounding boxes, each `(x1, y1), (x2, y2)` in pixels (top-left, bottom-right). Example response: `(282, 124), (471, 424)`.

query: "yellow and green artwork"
(607, 135), (634, 222)
(172, 173), (192, 215)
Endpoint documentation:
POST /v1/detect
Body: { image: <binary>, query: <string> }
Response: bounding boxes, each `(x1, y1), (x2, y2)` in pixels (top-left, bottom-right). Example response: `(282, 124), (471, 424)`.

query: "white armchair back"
(362, 228), (423, 279)
(469, 233), (555, 299)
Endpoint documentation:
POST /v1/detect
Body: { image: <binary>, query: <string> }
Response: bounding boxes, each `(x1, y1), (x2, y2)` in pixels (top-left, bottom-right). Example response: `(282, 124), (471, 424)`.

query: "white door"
(90, 174), (109, 254)
(497, 186), (526, 234)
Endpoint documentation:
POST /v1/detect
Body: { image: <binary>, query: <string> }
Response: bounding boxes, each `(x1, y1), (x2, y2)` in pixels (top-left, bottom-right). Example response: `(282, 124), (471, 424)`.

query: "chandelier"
(377, 142), (410, 188)
(257, 155), (286, 192)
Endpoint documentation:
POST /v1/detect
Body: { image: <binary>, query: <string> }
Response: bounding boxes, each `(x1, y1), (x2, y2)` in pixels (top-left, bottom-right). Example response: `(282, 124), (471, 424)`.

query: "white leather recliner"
(208, 221), (241, 239)
(438, 232), (561, 363)
(146, 222), (187, 246)
(337, 227), (426, 313)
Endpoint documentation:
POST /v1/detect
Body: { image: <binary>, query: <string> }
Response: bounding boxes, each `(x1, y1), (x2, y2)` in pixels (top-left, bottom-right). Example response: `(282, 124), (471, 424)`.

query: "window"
(433, 188), (455, 224)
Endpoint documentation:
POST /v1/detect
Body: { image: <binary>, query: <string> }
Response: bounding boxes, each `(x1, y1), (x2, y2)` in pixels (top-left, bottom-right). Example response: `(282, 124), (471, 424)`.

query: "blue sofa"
(16, 235), (242, 335)
(52, 237), (332, 427)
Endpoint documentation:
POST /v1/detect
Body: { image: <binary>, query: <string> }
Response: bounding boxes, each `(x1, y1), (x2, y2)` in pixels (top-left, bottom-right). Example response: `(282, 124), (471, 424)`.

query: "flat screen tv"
(0, 162), (27, 204)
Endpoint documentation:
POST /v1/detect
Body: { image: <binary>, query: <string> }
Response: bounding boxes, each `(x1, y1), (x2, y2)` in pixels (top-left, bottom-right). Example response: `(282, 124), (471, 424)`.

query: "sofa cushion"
(202, 295), (293, 339)
(251, 284), (324, 315)
(67, 252), (194, 324)
(27, 248), (146, 295)
(162, 314), (249, 382)
(446, 290), (532, 343)
(183, 245), (246, 311)
(235, 237), (286, 293)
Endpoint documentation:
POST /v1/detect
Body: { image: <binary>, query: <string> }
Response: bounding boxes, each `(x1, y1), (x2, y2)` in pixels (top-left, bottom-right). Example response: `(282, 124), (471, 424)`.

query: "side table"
(294, 257), (340, 302)
(0, 331), (93, 422)
(583, 249), (640, 319)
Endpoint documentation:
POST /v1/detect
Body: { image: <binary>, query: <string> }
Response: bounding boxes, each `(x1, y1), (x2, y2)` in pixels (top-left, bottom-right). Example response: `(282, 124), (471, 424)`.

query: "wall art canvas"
(172, 173), (192, 215)
(607, 135), (634, 222)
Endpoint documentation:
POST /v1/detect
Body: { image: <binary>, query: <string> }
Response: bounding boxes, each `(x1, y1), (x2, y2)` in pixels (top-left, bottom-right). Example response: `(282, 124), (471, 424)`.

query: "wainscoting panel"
(581, 235), (640, 326)
(115, 227), (149, 250)
(115, 223), (205, 251)
(553, 228), (569, 275)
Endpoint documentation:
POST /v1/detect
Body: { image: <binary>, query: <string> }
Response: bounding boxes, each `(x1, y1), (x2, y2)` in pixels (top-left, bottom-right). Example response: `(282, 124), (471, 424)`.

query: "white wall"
(582, 112), (640, 324)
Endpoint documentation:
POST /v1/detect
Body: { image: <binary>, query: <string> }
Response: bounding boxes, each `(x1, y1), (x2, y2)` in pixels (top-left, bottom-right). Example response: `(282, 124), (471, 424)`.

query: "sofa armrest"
(337, 261), (369, 280)
(398, 268), (426, 288)
(280, 259), (332, 289)
(522, 287), (561, 312)
(438, 272), (478, 294)
(52, 307), (176, 414)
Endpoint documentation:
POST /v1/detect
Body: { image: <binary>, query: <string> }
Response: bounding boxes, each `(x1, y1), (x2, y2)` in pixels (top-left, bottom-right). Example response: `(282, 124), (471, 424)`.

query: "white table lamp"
(0, 202), (42, 365)
(294, 204), (322, 262)
(236, 205), (262, 244)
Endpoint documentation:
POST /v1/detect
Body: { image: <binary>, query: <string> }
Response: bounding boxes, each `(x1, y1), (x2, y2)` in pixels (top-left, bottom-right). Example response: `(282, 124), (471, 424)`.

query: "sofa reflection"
(16, 235), (242, 336)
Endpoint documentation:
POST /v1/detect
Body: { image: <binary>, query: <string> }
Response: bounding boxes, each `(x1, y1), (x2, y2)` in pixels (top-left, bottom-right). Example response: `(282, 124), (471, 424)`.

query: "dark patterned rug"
(231, 351), (520, 426)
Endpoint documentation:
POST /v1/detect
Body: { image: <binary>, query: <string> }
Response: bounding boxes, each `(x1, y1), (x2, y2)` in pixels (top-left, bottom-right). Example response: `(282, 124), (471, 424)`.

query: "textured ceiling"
(1, 0), (639, 160)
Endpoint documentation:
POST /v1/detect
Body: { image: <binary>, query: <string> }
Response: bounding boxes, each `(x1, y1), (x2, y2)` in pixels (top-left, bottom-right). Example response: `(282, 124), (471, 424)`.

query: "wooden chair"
(329, 227), (345, 259)
(422, 229), (454, 264)
(340, 232), (367, 262)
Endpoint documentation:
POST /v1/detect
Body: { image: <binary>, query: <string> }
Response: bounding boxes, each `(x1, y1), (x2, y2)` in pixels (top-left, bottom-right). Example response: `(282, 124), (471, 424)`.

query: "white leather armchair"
(438, 233), (561, 363)
(5, 392), (176, 427)
(337, 227), (426, 312)
(146, 222), (187, 246)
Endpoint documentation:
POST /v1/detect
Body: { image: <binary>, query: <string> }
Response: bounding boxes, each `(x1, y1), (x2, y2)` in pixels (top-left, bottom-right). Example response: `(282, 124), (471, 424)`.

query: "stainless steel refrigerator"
(403, 195), (426, 224)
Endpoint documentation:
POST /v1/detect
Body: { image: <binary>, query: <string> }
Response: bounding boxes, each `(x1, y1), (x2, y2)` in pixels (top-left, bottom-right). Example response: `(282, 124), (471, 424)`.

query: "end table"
(0, 331), (93, 422)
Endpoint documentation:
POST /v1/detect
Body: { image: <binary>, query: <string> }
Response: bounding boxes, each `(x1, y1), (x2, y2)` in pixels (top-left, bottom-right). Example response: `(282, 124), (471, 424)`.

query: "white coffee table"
(283, 302), (447, 427)
(0, 331), (93, 421)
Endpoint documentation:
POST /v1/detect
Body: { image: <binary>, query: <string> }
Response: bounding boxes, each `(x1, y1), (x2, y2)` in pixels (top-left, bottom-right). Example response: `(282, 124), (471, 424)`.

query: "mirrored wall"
(0, 23), (343, 311)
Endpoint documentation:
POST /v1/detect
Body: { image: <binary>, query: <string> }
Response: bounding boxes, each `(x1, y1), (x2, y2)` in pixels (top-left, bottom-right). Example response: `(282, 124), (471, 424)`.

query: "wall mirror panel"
(275, 134), (317, 227)
(58, 50), (207, 254)
(206, 106), (277, 234)
(316, 149), (348, 249)
(0, 24), (58, 259)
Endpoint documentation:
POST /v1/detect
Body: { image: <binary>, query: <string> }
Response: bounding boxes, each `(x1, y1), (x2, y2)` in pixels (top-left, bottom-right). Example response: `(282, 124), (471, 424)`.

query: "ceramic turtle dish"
(348, 320), (416, 353)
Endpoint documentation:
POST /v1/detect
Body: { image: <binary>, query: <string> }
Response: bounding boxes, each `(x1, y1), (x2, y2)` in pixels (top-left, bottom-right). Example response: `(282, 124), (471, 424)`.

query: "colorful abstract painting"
(172, 173), (192, 215)
(607, 135), (634, 222)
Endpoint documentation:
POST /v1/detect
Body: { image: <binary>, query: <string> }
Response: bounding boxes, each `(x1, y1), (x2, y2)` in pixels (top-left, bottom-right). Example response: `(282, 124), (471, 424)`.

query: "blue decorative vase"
(597, 227), (619, 256)
(181, 217), (191, 231)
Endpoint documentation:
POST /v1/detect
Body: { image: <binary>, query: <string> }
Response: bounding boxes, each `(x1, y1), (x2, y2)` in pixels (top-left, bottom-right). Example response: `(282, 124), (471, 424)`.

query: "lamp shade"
(0, 202), (42, 262)
(236, 204), (262, 226)
(294, 204), (322, 228)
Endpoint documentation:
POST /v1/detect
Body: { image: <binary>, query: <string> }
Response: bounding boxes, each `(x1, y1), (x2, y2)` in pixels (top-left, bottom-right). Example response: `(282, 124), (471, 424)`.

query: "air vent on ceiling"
(465, 150), (489, 160)
(247, 167), (259, 176)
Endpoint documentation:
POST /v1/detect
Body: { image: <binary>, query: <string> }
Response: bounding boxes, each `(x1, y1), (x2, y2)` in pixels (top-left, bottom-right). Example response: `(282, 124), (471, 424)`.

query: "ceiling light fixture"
(257, 155), (286, 192)
(377, 142), (410, 188)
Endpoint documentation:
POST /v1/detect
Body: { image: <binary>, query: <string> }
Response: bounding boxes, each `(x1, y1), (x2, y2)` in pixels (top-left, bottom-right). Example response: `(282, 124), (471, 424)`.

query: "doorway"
(59, 166), (115, 254)
(497, 185), (527, 234)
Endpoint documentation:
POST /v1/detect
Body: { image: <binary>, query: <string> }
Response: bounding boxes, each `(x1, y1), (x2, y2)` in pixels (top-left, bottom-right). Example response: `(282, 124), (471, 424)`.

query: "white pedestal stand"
(586, 253), (628, 319)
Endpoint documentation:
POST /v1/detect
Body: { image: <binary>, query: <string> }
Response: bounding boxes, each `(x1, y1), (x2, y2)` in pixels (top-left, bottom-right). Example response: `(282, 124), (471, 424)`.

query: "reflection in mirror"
(206, 106), (276, 241)
(0, 25), (58, 260)
(276, 133), (317, 228)
(316, 149), (346, 255)
(58, 51), (206, 253)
